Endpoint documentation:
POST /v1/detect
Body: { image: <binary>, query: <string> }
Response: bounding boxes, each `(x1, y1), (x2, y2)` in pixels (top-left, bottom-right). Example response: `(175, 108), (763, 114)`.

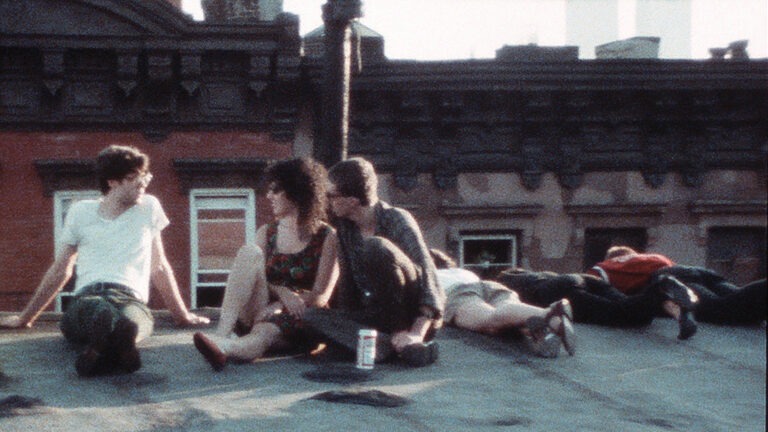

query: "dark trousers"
(304, 236), (432, 362)
(497, 270), (661, 327)
(655, 266), (767, 324)
(60, 283), (154, 347)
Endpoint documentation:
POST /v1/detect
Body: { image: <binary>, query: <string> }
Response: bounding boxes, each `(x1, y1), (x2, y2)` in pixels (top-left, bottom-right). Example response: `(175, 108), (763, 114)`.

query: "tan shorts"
(444, 280), (519, 324)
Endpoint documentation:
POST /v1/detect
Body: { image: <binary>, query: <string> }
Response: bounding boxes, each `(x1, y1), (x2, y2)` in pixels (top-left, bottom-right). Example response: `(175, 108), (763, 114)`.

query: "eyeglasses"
(126, 171), (153, 185)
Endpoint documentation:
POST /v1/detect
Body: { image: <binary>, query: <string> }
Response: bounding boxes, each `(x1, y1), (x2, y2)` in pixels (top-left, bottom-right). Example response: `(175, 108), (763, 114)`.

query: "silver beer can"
(356, 329), (377, 369)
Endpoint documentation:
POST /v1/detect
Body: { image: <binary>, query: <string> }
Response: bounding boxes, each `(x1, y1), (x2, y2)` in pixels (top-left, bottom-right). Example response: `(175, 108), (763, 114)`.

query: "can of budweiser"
(356, 329), (377, 370)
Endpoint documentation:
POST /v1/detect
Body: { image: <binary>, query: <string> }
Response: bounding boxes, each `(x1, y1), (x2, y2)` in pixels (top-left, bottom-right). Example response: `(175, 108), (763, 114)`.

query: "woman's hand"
(273, 286), (307, 318)
(255, 302), (283, 321)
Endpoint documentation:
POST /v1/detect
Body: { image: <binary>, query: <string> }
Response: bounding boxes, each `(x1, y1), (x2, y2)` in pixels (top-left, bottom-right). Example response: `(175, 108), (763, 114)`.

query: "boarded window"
(706, 227), (767, 286)
(190, 189), (256, 308)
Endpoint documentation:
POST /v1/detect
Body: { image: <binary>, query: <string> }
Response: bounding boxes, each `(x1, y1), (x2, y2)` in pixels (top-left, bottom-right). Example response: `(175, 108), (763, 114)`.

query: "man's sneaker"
(75, 346), (108, 377)
(399, 341), (438, 367)
(657, 275), (699, 309)
(109, 319), (141, 373)
(656, 275), (699, 340)
(75, 309), (114, 377)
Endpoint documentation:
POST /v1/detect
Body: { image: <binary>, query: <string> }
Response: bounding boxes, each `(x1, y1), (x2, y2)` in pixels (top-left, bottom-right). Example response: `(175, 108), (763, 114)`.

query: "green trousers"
(60, 285), (154, 346)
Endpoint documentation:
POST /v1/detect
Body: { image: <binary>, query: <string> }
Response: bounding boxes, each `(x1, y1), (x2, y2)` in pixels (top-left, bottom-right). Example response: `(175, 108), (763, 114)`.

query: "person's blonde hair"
(605, 245), (638, 260)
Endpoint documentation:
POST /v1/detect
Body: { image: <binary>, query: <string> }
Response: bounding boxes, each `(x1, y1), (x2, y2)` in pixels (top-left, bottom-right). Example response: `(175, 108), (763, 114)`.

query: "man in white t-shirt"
(0, 145), (209, 376)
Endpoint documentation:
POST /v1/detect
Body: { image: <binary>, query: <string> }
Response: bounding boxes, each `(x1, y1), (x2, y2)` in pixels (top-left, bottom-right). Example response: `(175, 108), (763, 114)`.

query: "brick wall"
(0, 131), (291, 311)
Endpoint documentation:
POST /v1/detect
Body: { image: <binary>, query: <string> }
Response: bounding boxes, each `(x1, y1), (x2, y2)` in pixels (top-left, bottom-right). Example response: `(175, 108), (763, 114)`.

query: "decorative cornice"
(33, 159), (97, 197)
(303, 57), (768, 192)
(564, 204), (667, 217)
(441, 204), (544, 218)
(688, 200), (768, 215)
(0, 1), (302, 141)
(171, 158), (272, 193)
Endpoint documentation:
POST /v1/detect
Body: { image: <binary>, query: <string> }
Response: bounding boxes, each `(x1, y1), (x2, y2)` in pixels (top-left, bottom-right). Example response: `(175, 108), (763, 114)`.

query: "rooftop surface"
(0, 313), (765, 432)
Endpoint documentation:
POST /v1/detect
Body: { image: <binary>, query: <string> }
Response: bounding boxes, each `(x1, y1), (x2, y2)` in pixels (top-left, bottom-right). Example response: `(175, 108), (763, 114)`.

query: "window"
(190, 189), (256, 308)
(53, 190), (101, 312)
(459, 231), (519, 279)
(706, 227), (766, 286)
(583, 228), (648, 271)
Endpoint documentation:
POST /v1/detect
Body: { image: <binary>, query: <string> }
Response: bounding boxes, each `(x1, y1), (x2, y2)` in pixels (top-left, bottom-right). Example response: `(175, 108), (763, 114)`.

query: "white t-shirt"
(60, 194), (169, 303)
(436, 268), (481, 296)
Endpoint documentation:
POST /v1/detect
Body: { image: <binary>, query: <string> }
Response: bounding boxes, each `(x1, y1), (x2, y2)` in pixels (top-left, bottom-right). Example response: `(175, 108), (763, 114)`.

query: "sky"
(181, 0), (768, 60)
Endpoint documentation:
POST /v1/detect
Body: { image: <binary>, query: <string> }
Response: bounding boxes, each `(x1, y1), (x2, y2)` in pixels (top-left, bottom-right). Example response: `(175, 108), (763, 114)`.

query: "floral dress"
(261, 222), (331, 339)
(265, 222), (331, 292)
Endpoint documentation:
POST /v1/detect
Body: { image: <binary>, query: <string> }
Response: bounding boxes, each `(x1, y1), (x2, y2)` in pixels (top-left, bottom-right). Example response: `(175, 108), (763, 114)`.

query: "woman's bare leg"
(452, 297), (548, 335)
(216, 244), (268, 337)
(206, 322), (284, 361)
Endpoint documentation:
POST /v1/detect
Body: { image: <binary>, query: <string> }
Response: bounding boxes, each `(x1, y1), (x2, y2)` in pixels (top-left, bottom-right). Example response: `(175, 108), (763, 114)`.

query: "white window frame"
(458, 232), (519, 276)
(53, 190), (101, 312)
(189, 189), (256, 308)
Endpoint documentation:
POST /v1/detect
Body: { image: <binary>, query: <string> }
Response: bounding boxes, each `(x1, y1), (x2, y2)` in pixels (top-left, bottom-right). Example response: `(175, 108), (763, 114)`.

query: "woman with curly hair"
(193, 158), (339, 371)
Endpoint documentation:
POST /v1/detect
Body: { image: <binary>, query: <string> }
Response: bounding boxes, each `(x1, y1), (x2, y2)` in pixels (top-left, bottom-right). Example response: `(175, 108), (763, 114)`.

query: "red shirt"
(588, 253), (674, 294)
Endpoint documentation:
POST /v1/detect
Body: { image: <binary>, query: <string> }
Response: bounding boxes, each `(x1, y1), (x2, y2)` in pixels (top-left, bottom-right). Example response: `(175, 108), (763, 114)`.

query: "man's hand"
(175, 312), (210, 327)
(390, 330), (425, 353)
(0, 315), (29, 329)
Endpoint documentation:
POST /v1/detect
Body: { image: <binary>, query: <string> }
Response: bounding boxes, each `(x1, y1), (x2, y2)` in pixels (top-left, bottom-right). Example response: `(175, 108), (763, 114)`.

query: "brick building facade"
(1, 0), (765, 312)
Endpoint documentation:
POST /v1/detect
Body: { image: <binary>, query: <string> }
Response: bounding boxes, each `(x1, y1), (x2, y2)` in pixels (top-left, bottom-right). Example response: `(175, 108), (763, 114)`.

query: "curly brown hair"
(263, 158), (328, 233)
(96, 145), (149, 194)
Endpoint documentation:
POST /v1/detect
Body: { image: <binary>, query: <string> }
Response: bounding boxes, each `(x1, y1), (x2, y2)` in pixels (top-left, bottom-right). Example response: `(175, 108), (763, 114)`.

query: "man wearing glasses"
(306, 157), (445, 367)
(0, 145), (209, 376)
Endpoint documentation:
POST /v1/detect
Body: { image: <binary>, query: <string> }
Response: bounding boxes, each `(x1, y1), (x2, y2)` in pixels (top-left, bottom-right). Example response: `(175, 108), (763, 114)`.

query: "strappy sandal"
(525, 316), (560, 358)
(545, 299), (576, 356)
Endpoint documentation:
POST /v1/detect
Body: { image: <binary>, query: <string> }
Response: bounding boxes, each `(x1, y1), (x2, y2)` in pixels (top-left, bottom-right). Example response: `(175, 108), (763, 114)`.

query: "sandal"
(525, 316), (560, 358)
(545, 299), (576, 356)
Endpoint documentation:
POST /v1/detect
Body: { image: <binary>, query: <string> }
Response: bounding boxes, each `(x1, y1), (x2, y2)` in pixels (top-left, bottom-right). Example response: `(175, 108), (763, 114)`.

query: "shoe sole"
(560, 316), (576, 356)
(678, 314), (698, 340)
(400, 342), (438, 367)
(110, 319), (141, 373)
(549, 300), (576, 356)
(75, 347), (104, 377)
(526, 316), (561, 358)
(76, 309), (115, 377)
(529, 332), (560, 358)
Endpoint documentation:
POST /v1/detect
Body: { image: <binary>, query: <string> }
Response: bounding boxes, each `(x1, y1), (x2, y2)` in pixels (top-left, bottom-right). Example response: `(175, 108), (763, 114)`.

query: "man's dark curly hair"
(96, 145), (149, 194)
(263, 157), (328, 232)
